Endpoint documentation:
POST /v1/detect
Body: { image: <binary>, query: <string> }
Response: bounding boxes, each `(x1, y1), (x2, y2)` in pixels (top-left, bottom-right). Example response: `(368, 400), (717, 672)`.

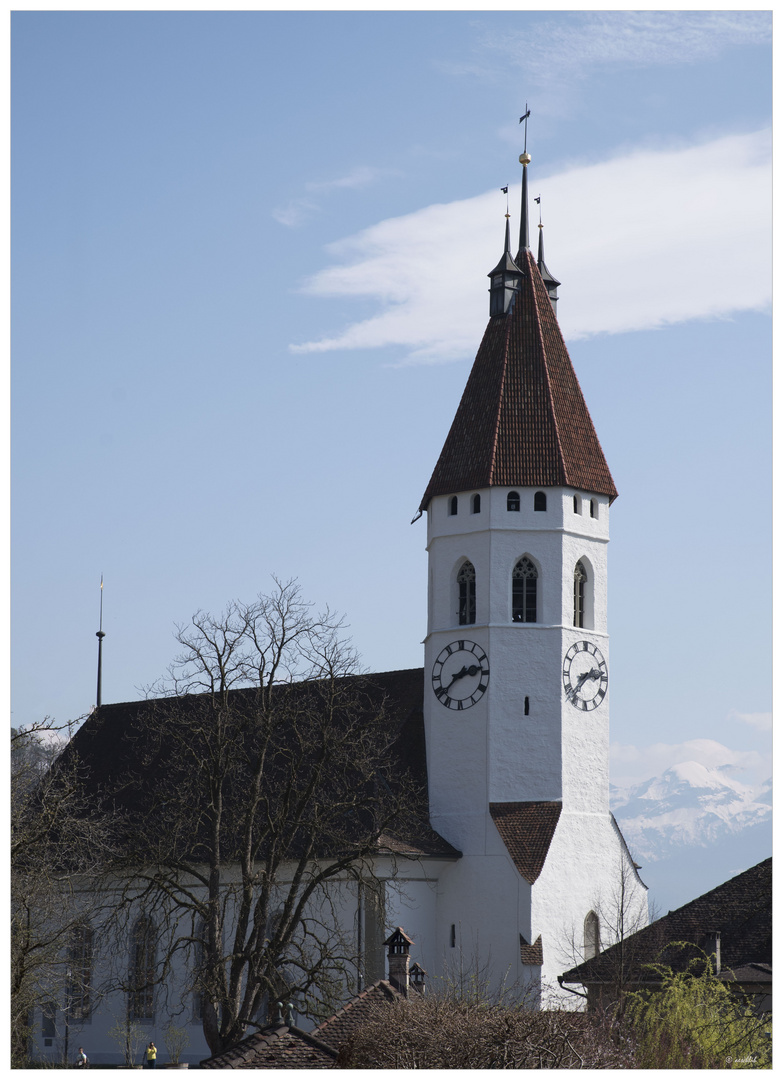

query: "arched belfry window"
(584, 911), (601, 960)
(534, 491), (547, 512)
(512, 557), (538, 623)
(457, 561), (476, 626)
(574, 561), (587, 628)
(507, 491), (520, 512)
(129, 916), (156, 1020)
(449, 496), (458, 516)
(471, 493), (481, 514)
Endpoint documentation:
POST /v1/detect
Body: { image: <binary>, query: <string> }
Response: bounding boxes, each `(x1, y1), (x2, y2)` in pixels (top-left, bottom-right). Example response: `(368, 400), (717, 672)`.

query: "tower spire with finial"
(488, 188), (522, 317)
(518, 105), (531, 253)
(96, 574), (105, 708)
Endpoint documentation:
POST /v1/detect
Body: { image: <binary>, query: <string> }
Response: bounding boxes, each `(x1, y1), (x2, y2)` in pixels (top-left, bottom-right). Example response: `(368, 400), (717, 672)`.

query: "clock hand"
(445, 665), (469, 690)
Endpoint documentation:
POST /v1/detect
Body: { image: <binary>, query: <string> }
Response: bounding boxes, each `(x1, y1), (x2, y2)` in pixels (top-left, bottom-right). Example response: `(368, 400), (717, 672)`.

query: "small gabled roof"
(419, 248), (617, 511)
(489, 801), (562, 884)
(560, 857), (772, 990)
(200, 1022), (338, 1069)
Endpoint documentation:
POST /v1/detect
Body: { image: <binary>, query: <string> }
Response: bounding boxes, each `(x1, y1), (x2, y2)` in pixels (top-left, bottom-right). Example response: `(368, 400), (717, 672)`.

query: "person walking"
(75, 1047), (88, 1068)
(145, 1042), (157, 1069)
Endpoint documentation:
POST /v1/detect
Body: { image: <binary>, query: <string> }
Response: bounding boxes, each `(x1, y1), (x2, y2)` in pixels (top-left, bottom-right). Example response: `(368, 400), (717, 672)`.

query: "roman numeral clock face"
(563, 640), (608, 711)
(431, 640), (490, 710)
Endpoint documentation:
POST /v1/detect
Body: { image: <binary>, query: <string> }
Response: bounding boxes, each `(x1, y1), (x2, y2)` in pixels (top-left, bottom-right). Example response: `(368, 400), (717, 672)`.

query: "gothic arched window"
(69, 923), (93, 1021)
(584, 911), (601, 960)
(471, 493), (481, 514)
(512, 557), (538, 623)
(534, 491), (547, 512)
(507, 491), (520, 512)
(449, 496), (458, 516)
(574, 561), (587, 628)
(457, 561), (476, 626)
(129, 916), (156, 1020)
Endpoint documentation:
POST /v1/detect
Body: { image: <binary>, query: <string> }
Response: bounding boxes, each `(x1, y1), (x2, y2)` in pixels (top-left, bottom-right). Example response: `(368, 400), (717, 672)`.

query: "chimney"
(383, 927), (415, 994)
(705, 931), (721, 975)
(410, 962), (427, 994)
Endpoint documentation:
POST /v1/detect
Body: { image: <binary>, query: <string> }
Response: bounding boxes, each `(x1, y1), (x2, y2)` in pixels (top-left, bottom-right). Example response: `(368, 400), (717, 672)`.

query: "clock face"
(432, 640), (489, 710)
(563, 641), (608, 711)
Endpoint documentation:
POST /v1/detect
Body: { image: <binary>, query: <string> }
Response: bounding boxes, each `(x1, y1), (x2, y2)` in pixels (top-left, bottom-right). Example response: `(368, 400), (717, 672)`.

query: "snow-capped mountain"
(610, 762), (771, 913)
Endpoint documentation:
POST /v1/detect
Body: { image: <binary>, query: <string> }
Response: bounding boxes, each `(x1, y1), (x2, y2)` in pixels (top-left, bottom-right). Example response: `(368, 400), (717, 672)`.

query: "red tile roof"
(420, 250), (617, 510)
(489, 800), (562, 884)
(200, 1022), (338, 1069)
(520, 933), (544, 965)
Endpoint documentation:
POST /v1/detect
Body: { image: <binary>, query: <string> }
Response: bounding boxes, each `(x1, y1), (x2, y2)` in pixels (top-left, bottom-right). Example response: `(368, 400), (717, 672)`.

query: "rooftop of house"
(560, 857), (772, 992)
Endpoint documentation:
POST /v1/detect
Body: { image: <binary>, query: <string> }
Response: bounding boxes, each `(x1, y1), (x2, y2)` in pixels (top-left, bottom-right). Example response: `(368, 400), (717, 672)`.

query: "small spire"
(96, 574), (105, 707)
(535, 197), (561, 315)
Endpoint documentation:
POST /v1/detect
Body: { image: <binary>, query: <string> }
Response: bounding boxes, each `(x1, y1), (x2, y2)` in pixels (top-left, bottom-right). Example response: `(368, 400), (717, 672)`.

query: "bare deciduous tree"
(336, 994), (637, 1068)
(11, 721), (117, 1066)
(101, 579), (425, 1057)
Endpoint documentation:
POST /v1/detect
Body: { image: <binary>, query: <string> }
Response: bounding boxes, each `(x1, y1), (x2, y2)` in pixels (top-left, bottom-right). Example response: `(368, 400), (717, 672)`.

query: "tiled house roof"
(560, 858), (772, 991)
(200, 980), (409, 1069)
(490, 801), (562, 884)
(420, 248), (617, 511)
(200, 1023), (338, 1069)
(313, 979), (405, 1050)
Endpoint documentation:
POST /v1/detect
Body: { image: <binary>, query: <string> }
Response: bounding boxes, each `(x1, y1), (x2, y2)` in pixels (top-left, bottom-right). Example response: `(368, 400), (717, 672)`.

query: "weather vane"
(519, 106), (531, 155)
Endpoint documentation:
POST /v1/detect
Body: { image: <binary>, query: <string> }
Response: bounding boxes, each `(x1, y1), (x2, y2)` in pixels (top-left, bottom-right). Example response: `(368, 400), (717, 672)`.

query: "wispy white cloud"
(291, 129), (771, 363)
(273, 166), (394, 228)
(730, 710), (772, 733)
(610, 737), (771, 791)
(455, 11), (771, 98)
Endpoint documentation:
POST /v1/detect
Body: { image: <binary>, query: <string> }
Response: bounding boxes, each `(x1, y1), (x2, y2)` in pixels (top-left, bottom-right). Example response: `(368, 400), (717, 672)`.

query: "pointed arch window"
(512, 557), (538, 623)
(457, 561), (476, 626)
(534, 491), (547, 512)
(574, 561), (587, 628)
(449, 496), (458, 516)
(69, 923), (93, 1022)
(129, 916), (156, 1020)
(584, 911), (601, 960)
(471, 493), (481, 514)
(507, 491), (520, 512)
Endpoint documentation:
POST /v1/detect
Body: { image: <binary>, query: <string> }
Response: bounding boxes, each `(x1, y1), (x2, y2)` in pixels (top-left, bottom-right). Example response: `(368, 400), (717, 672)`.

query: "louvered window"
(457, 561), (476, 625)
(512, 557), (538, 623)
(574, 561), (587, 628)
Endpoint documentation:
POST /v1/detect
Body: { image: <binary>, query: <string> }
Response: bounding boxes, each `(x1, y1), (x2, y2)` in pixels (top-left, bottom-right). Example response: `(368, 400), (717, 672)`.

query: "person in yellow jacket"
(145, 1042), (157, 1069)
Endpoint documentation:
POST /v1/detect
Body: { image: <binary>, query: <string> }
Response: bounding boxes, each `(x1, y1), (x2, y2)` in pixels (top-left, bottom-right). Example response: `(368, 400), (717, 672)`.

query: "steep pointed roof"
(419, 249), (617, 511)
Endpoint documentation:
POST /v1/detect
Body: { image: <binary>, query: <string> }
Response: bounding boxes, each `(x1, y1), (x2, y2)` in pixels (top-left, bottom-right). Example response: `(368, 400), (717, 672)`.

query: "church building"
(30, 137), (647, 1065)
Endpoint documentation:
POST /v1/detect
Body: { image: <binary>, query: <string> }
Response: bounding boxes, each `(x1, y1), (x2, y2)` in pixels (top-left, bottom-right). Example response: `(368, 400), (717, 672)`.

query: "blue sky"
(12, 11), (771, 836)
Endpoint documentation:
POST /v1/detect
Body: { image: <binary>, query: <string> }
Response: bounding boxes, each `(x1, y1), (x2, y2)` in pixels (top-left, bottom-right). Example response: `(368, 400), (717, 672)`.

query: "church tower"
(418, 138), (646, 1001)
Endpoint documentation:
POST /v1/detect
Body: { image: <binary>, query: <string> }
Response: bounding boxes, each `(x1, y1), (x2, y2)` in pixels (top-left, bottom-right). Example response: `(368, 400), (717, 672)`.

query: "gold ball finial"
(519, 151), (531, 166)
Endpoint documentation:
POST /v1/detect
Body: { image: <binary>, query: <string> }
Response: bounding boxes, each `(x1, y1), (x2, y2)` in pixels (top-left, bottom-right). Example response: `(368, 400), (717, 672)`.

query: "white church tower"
(417, 140), (647, 1002)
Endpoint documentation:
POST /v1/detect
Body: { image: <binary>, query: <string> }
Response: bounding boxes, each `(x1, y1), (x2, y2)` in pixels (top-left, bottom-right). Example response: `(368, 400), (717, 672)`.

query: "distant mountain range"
(610, 762), (772, 915)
